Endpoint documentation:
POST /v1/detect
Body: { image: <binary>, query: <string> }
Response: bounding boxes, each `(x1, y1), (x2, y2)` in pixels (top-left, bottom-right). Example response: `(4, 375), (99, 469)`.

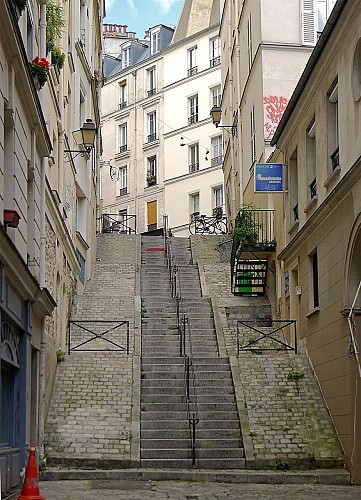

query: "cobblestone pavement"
(39, 479), (361, 499)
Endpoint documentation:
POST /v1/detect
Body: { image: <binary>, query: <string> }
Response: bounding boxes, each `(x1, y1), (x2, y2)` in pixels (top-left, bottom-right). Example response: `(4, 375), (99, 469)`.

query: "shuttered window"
(302, 0), (316, 45)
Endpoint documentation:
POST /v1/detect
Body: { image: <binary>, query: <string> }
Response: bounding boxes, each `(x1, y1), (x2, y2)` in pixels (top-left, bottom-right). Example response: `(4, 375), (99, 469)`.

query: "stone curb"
(40, 468), (351, 485)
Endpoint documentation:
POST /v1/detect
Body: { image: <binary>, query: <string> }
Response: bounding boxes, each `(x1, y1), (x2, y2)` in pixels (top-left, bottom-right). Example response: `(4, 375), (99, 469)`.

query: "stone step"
(140, 447), (244, 459)
(142, 370), (231, 380)
(143, 402), (237, 413)
(142, 439), (244, 453)
(141, 418), (240, 430)
(141, 428), (241, 440)
(141, 386), (235, 396)
(141, 378), (233, 389)
(141, 357), (230, 366)
(140, 457), (246, 469)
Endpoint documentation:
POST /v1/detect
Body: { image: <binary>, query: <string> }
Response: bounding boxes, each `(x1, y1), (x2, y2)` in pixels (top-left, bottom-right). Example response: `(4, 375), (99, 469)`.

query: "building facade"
(101, 23), (174, 234)
(219, 0), (336, 227)
(270, 0), (361, 483)
(0, 0), (103, 496)
(163, 0), (224, 235)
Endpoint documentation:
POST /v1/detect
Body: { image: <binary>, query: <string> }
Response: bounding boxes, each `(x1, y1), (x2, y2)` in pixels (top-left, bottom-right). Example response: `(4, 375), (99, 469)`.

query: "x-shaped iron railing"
(237, 319), (297, 354)
(68, 320), (130, 354)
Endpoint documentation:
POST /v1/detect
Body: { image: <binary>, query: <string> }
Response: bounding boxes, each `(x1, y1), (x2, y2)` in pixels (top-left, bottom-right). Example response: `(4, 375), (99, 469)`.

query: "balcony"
(188, 114), (198, 125)
(119, 145), (128, 154)
(211, 155), (223, 167)
(210, 56), (221, 67)
(147, 133), (157, 143)
(119, 187), (128, 196)
(188, 66), (198, 77)
(189, 163), (199, 173)
(119, 101), (127, 109)
(309, 178), (317, 199)
(148, 88), (156, 97)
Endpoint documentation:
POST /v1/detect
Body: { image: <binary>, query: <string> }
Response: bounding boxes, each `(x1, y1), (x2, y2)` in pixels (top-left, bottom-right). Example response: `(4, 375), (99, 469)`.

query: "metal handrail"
(348, 280), (361, 379)
(102, 213), (136, 234)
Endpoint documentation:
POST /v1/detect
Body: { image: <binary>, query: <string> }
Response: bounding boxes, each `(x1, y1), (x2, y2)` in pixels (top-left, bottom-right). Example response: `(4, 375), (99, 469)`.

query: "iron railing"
(237, 319), (297, 354)
(68, 320), (130, 354)
(189, 210), (227, 235)
(347, 280), (361, 379)
(102, 213), (136, 234)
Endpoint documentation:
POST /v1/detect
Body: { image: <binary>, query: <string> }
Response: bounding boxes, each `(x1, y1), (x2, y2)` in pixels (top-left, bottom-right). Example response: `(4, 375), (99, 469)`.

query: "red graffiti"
(263, 95), (288, 139)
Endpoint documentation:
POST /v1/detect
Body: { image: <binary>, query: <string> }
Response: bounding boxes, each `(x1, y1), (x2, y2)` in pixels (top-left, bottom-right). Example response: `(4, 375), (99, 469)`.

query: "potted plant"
(146, 174), (156, 186)
(46, 1), (66, 70)
(30, 57), (50, 90)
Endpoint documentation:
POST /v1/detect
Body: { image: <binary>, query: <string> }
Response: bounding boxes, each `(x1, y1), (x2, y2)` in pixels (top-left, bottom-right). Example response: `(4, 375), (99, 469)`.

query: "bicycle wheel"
(215, 219), (228, 234)
(189, 219), (196, 234)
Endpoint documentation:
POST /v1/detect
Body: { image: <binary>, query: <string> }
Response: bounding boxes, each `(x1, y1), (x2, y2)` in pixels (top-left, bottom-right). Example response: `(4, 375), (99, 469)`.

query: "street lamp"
(210, 106), (236, 135)
(64, 119), (97, 160)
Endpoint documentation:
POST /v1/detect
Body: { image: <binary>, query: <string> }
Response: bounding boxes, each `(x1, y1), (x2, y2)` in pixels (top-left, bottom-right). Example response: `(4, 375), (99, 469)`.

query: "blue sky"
(105, 0), (184, 38)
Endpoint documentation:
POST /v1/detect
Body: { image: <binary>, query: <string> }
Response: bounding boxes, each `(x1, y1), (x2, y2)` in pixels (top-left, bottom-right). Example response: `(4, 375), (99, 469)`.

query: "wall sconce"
(180, 136), (186, 146)
(210, 106), (236, 135)
(205, 150), (209, 161)
(64, 119), (97, 160)
(4, 209), (20, 229)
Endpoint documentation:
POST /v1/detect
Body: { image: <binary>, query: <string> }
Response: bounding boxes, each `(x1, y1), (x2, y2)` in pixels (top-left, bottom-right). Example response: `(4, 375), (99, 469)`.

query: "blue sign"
(255, 163), (283, 192)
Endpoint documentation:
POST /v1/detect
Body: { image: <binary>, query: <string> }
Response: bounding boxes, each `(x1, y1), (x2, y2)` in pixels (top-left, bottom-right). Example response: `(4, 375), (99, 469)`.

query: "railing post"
(127, 321), (130, 354)
(186, 356), (190, 398)
(68, 321), (71, 354)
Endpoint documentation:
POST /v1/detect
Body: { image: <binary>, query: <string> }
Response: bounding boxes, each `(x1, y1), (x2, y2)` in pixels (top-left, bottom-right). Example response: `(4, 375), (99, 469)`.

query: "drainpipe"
(132, 70), (138, 231)
(38, 0), (47, 465)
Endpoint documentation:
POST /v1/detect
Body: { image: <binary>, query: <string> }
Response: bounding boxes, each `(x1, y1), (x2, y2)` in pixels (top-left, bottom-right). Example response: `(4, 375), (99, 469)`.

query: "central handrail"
(165, 234), (199, 467)
(348, 280), (361, 379)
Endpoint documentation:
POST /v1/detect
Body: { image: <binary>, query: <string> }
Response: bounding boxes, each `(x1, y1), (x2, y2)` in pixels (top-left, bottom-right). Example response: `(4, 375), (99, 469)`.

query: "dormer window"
(151, 30), (160, 55)
(122, 46), (131, 69)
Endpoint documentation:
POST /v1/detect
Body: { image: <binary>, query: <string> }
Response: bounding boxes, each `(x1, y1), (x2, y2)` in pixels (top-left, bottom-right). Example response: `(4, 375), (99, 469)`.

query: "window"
(151, 30), (160, 55)
(211, 136), (223, 166)
(302, 0), (336, 45)
(317, 0), (336, 33)
(247, 14), (252, 70)
(188, 95), (198, 125)
(211, 85), (221, 107)
(327, 81), (339, 172)
(213, 186), (223, 211)
(147, 156), (157, 186)
(119, 81), (127, 108)
(210, 37), (220, 67)
(250, 106), (256, 165)
(306, 120), (317, 200)
(26, 10), (34, 59)
(119, 124), (128, 153)
(289, 149), (299, 223)
(147, 112), (157, 142)
(189, 144), (199, 173)
(147, 67), (156, 96)
(190, 192), (200, 215)
(119, 166), (128, 195)
(76, 250), (86, 285)
(122, 46), (131, 69)
(188, 46), (197, 76)
(309, 249), (319, 309)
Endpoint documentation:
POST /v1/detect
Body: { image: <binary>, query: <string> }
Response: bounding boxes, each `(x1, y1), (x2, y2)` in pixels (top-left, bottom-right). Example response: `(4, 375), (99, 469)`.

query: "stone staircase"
(44, 234), (136, 468)
(140, 235), (245, 468)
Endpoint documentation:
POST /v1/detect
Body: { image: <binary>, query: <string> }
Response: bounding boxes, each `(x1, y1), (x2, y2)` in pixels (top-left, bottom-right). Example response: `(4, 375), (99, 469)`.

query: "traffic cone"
(17, 445), (45, 500)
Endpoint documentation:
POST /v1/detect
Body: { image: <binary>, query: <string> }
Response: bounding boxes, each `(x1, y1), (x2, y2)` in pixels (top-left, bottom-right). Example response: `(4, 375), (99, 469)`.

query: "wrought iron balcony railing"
(331, 146), (340, 170)
(188, 114), (198, 125)
(293, 203), (299, 222)
(119, 187), (127, 196)
(189, 163), (199, 173)
(119, 101), (127, 109)
(147, 133), (157, 143)
(309, 178), (317, 199)
(210, 56), (221, 67)
(119, 144), (128, 154)
(148, 88), (156, 97)
(188, 66), (198, 76)
(211, 155), (223, 167)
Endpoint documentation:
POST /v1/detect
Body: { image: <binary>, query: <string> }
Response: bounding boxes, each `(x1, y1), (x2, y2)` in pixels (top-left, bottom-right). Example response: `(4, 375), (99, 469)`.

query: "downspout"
(132, 70), (138, 231)
(38, 0), (48, 465)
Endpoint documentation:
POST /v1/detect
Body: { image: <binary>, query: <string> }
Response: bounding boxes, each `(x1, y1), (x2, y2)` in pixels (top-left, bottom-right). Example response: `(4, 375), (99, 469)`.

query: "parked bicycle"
(189, 208), (227, 235)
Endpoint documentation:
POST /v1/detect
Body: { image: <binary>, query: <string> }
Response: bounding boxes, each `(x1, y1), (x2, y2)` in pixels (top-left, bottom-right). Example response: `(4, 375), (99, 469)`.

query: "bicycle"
(189, 209), (228, 235)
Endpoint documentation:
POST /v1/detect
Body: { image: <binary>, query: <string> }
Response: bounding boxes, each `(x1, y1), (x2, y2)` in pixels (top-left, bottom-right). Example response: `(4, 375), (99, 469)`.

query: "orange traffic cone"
(17, 445), (45, 500)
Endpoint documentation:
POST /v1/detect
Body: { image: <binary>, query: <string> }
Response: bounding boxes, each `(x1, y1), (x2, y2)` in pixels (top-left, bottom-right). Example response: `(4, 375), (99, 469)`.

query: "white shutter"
(302, 0), (316, 46)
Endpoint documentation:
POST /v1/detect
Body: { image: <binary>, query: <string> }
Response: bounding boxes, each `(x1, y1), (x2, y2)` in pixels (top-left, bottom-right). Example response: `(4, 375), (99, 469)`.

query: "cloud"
(126, 0), (138, 15)
(155, 0), (181, 14)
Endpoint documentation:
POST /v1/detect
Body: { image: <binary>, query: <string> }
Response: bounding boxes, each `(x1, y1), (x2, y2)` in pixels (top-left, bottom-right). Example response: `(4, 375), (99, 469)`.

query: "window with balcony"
(189, 144), (199, 173)
(213, 186), (223, 212)
(146, 156), (157, 186)
(211, 136), (223, 166)
(151, 30), (160, 55)
(147, 112), (157, 142)
(250, 106), (256, 165)
(327, 80), (339, 174)
(119, 124), (128, 153)
(188, 46), (197, 76)
(147, 67), (156, 96)
(309, 249), (319, 309)
(122, 46), (131, 69)
(209, 37), (221, 67)
(306, 119), (317, 200)
(119, 166), (128, 196)
(188, 94), (198, 125)
(190, 192), (200, 215)
(211, 85), (221, 108)
(289, 149), (299, 224)
(119, 80), (127, 109)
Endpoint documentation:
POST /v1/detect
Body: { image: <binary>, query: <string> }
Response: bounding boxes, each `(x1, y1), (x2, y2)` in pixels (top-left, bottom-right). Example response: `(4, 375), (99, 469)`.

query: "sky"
(104, 0), (184, 38)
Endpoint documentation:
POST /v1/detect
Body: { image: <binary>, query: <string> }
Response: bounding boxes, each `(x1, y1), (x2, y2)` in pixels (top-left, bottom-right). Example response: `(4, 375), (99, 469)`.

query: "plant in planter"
(233, 203), (260, 249)
(146, 174), (156, 186)
(30, 57), (50, 89)
(46, 1), (66, 68)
